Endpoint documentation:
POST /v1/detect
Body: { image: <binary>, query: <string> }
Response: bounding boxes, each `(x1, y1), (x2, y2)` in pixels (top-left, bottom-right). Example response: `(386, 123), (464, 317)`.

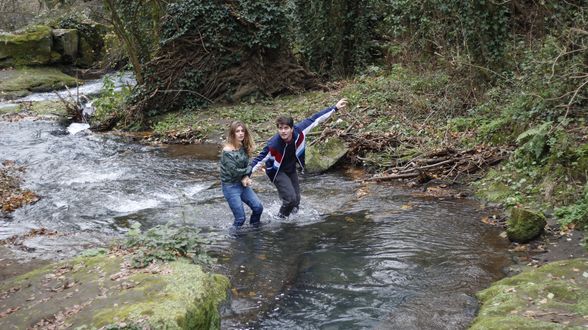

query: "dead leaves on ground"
(0, 160), (39, 213)
(0, 228), (59, 248)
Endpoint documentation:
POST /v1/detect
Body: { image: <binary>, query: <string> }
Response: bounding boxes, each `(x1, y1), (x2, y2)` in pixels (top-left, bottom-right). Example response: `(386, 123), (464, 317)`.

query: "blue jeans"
(222, 182), (263, 227)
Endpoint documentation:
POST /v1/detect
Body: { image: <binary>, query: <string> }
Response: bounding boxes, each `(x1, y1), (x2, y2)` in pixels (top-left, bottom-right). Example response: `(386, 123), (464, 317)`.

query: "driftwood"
(364, 172), (420, 181)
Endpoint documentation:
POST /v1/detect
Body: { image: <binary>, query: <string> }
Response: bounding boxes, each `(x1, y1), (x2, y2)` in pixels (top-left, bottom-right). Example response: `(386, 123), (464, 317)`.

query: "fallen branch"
(364, 172), (420, 181)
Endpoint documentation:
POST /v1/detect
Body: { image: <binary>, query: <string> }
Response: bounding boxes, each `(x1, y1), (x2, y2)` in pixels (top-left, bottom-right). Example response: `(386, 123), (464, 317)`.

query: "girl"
(220, 121), (263, 228)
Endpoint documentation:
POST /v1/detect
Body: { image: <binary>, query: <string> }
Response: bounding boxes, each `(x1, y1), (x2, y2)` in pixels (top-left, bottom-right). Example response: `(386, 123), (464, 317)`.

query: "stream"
(0, 117), (512, 329)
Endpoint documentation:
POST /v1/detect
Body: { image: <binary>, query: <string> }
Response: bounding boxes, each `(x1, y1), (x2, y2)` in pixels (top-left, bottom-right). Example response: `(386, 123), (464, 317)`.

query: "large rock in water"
(0, 25), (55, 67)
(0, 253), (229, 329)
(305, 136), (349, 173)
(506, 207), (546, 243)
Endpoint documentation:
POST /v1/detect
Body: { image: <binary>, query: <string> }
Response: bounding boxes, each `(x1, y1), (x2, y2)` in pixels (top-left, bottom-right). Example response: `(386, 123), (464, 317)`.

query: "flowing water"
(0, 120), (512, 329)
(0, 72), (135, 111)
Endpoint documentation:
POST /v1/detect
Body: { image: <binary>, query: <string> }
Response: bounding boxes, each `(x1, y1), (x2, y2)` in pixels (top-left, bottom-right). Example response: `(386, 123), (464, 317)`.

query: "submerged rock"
(506, 207), (546, 243)
(471, 258), (588, 329)
(0, 254), (229, 329)
(305, 136), (348, 173)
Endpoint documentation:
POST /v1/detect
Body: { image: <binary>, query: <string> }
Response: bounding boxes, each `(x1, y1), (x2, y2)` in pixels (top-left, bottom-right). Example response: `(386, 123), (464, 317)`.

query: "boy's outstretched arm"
(298, 98), (348, 134)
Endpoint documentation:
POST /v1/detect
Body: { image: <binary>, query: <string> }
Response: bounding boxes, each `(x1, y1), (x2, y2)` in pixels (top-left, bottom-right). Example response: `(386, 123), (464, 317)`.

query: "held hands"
(335, 98), (348, 111)
(241, 176), (252, 187)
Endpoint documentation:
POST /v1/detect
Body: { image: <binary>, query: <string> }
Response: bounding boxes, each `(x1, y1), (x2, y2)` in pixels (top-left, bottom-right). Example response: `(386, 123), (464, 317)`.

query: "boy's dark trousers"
(273, 170), (300, 217)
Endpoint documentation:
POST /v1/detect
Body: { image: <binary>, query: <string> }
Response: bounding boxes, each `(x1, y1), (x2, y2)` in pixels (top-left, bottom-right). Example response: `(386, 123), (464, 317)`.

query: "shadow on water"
(0, 120), (512, 329)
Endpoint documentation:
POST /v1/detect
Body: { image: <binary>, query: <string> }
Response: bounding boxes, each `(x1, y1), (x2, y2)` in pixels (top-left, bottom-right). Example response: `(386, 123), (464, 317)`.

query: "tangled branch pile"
(312, 111), (511, 184)
(362, 145), (509, 182)
(343, 130), (510, 182)
(129, 0), (319, 122)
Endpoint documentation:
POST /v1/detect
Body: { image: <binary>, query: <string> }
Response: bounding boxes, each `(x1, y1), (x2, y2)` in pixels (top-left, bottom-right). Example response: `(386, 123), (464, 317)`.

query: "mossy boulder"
(0, 254), (229, 329)
(506, 207), (547, 243)
(0, 25), (54, 67)
(471, 258), (588, 329)
(57, 20), (108, 68)
(305, 136), (348, 173)
(0, 67), (79, 100)
(52, 29), (79, 62)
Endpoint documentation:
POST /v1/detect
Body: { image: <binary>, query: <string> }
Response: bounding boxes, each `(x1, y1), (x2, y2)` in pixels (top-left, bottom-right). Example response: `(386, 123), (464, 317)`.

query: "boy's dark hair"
(276, 116), (294, 128)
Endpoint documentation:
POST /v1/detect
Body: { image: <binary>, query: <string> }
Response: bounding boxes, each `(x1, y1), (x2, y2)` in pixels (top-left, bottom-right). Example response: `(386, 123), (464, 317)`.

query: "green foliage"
(379, 1), (585, 69)
(129, 0), (301, 118)
(476, 120), (588, 226)
(380, 0), (510, 66)
(292, 0), (379, 76)
(125, 223), (212, 269)
(343, 65), (470, 121)
(515, 121), (552, 162)
(447, 117), (477, 133)
(161, 0), (288, 50)
(103, 0), (165, 83)
(92, 75), (131, 123)
(107, 0), (162, 64)
(555, 185), (588, 229)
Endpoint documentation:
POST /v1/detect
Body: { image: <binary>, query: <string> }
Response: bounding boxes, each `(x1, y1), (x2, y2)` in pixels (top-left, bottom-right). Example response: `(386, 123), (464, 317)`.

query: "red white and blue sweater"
(250, 105), (338, 182)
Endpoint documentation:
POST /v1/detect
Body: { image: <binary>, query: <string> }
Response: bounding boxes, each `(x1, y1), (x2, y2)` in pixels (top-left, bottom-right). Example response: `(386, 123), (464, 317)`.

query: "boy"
(250, 98), (348, 218)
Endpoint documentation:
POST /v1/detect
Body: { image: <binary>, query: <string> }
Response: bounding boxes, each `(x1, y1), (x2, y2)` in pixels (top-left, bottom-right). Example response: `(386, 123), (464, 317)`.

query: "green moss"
(0, 67), (78, 96)
(0, 104), (19, 115)
(476, 178), (513, 203)
(92, 261), (229, 329)
(470, 315), (568, 330)
(29, 100), (68, 116)
(0, 255), (229, 330)
(506, 207), (546, 243)
(58, 20), (107, 68)
(306, 136), (349, 173)
(473, 258), (588, 329)
(0, 25), (53, 67)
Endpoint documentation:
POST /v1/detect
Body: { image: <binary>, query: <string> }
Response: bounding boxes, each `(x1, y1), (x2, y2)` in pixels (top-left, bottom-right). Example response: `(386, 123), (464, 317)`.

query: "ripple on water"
(105, 196), (161, 213)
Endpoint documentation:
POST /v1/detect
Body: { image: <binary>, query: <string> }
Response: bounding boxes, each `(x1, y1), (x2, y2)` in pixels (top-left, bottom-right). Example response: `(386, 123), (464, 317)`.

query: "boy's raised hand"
(335, 98), (348, 111)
